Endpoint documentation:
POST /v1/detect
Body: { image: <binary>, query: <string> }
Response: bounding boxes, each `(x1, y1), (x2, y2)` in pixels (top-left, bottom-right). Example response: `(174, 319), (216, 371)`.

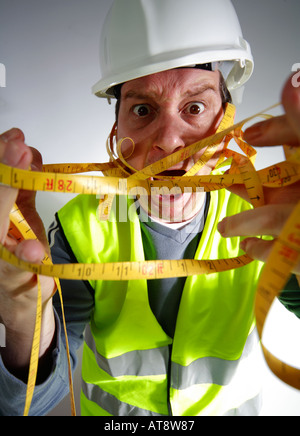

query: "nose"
(152, 112), (185, 154)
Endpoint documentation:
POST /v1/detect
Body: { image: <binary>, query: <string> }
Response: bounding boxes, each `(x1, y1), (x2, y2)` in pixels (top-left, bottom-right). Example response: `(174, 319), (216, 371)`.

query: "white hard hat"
(92, 0), (254, 100)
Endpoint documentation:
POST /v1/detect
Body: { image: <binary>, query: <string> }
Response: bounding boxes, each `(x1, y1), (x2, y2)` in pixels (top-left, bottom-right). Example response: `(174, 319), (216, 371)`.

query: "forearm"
(1, 295), (56, 379)
(1, 299), (56, 383)
(0, 310), (74, 416)
(0, 217), (95, 416)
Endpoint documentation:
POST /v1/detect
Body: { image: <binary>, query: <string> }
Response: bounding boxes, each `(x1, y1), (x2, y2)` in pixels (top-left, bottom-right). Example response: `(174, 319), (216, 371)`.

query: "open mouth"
(148, 169), (189, 202)
(154, 169), (186, 178)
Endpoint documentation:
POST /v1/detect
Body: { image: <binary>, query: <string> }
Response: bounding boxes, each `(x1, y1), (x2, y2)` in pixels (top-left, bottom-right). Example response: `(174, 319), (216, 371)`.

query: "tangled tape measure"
(0, 103), (300, 415)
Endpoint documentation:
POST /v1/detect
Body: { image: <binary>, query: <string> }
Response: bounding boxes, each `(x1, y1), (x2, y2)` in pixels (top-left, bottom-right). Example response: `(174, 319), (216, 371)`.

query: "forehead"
(121, 68), (221, 102)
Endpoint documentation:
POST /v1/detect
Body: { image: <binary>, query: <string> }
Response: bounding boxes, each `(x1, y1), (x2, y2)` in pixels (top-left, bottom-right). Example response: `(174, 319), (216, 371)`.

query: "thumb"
(0, 130), (33, 243)
(14, 239), (46, 264)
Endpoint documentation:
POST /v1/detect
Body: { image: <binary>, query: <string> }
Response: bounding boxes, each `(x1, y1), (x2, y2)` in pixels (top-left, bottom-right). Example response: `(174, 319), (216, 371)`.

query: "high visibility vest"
(57, 190), (264, 416)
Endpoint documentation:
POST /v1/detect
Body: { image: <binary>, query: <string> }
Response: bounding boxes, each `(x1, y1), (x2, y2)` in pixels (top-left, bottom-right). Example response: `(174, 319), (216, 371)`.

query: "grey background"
(0, 0), (299, 416)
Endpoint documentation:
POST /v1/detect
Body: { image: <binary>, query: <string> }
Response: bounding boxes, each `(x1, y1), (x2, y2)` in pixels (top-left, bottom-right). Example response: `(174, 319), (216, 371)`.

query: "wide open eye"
(133, 104), (151, 117)
(184, 102), (205, 115)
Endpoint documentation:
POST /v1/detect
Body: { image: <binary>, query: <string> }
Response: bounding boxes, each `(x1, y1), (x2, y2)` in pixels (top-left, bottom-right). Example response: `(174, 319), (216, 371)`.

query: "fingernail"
(3, 141), (22, 166)
(1, 132), (14, 143)
(1, 128), (22, 143)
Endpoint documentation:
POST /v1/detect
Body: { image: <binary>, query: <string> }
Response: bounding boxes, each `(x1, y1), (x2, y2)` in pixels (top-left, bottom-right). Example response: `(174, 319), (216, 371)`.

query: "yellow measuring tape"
(1, 103), (300, 415)
(8, 207), (76, 417)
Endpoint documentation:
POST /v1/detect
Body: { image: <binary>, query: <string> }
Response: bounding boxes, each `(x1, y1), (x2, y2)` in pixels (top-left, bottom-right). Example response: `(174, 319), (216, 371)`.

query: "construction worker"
(0, 0), (299, 416)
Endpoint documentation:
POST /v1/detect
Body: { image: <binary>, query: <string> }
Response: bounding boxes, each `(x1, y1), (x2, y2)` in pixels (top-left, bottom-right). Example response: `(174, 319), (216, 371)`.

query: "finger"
(0, 239), (45, 294)
(228, 179), (300, 207)
(244, 73), (300, 147)
(29, 147), (43, 172)
(240, 237), (273, 264)
(0, 127), (25, 143)
(15, 238), (45, 263)
(0, 137), (32, 170)
(244, 115), (299, 147)
(240, 237), (300, 276)
(217, 204), (295, 238)
(282, 72), (300, 141)
(0, 239), (56, 302)
(0, 134), (33, 243)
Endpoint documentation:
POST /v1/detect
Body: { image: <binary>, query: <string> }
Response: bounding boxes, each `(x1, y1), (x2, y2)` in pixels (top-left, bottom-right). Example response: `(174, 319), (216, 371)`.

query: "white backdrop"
(0, 0), (299, 416)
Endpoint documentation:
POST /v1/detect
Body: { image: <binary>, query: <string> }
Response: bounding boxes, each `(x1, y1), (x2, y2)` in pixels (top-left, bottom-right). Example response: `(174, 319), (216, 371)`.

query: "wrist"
(0, 297), (55, 373)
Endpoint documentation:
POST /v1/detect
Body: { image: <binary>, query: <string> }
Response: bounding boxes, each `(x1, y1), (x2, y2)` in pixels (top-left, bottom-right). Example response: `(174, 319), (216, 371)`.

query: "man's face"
(116, 68), (224, 223)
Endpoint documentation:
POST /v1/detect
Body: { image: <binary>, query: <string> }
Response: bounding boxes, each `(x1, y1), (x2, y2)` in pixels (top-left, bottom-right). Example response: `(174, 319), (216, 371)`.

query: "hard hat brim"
(92, 48), (254, 99)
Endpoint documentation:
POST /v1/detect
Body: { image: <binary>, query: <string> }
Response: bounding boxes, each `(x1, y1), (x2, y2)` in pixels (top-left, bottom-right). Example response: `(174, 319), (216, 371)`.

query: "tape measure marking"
(255, 201), (300, 390)
(0, 244), (254, 282)
(23, 275), (42, 416)
(8, 206), (76, 416)
(0, 159), (299, 196)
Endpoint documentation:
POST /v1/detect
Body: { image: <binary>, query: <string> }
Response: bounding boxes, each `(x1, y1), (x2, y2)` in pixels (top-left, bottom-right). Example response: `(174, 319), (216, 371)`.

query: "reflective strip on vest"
(85, 324), (169, 377)
(82, 326), (263, 416)
(224, 394), (262, 416)
(81, 381), (165, 416)
(85, 324), (258, 388)
(171, 328), (258, 390)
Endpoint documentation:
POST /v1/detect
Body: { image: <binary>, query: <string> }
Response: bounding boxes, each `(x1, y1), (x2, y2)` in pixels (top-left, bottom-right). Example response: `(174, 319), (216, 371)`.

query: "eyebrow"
(183, 83), (219, 98)
(123, 82), (219, 101)
(123, 90), (149, 101)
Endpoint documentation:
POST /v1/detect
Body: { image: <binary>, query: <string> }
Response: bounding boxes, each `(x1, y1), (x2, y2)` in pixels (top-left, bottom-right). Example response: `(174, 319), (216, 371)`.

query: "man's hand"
(218, 73), (300, 276)
(0, 128), (56, 378)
